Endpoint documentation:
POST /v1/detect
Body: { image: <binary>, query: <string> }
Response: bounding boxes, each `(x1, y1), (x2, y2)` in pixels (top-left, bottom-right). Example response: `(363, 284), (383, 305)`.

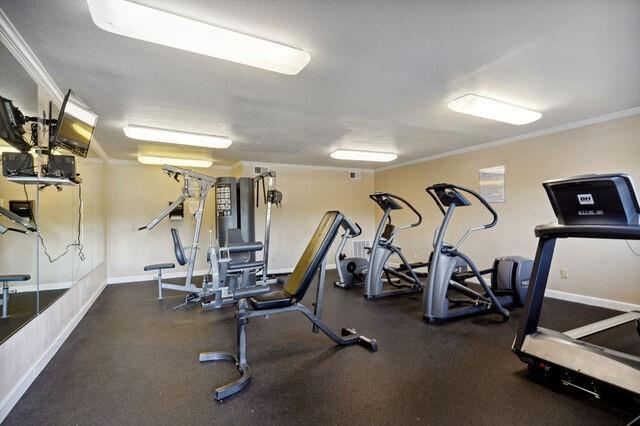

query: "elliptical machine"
(363, 193), (428, 299)
(423, 183), (532, 322)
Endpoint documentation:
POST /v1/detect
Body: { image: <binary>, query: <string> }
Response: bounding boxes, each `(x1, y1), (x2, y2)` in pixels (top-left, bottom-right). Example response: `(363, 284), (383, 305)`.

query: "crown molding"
(376, 106), (640, 172)
(0, 8), (109, 162)
(107, 158), (233, 172)
(239, 160), (374, 173)
(0, 8), (63, 104)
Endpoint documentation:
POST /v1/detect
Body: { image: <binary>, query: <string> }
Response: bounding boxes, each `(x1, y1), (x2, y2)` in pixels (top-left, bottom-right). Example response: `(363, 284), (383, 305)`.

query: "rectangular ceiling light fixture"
(137, 155), (212, 168)
(87, 0), (311, 75)
(124, 125), (232, 149)
(330, 150), (397, 162)
(448, 94), (542, 125)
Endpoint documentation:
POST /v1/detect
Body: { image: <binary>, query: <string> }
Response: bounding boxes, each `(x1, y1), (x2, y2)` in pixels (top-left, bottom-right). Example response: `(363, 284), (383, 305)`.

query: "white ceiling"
(1, 0), (639, 167)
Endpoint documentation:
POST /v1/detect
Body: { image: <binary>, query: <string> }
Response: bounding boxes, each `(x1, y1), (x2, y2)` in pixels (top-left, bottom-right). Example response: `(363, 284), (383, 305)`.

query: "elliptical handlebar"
(369, 192), (422, 228)
(341, 216), (363, 238)
(425, 183), (498, 229)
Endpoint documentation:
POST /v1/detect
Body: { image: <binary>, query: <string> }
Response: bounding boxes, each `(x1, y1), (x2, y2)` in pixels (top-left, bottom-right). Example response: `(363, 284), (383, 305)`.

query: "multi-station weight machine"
(139, 165), (282, 308)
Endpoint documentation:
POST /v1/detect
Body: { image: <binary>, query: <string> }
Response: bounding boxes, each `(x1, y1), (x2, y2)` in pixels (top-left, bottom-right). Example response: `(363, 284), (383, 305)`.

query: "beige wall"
(374, 115), (640, 304)
(107, 162), (225, 280)
(237, 163), (375, 271)
(107, 161), (375, 281)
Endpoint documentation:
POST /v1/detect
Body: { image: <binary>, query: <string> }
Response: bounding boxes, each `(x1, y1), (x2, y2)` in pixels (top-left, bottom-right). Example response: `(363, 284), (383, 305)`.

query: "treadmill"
(512, 173), (640, 399)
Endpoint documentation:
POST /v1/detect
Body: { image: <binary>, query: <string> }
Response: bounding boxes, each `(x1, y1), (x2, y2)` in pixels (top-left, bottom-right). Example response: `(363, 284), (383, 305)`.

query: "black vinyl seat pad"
(144, 263), (176, 271)
(250, 211), (344, 310)
(0, 274), (31, 282)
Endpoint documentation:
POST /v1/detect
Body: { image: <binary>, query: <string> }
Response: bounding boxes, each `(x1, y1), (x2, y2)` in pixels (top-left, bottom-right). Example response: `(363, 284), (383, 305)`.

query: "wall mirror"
(0, 41), (104, 345)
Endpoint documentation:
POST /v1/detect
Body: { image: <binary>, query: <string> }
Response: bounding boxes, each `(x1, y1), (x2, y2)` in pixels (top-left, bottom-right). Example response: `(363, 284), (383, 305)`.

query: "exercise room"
(0, 0), (638, 424)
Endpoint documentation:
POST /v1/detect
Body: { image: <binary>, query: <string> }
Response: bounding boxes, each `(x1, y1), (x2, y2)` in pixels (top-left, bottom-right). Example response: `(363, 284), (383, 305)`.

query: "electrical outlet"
(560, 269), (568, 279)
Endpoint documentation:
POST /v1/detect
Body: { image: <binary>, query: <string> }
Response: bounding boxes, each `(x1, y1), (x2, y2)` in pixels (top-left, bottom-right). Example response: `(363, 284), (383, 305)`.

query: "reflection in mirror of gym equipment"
(0, 86), (97, 344)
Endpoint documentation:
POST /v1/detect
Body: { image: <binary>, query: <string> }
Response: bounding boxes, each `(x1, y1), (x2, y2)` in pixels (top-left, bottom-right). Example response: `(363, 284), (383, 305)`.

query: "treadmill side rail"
(565, 311), (640, 340)
(519, 328), (640, 395)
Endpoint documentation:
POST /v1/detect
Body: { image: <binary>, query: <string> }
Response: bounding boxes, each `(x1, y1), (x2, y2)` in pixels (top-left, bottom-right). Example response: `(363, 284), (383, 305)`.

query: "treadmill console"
(543, 173), (640, 226)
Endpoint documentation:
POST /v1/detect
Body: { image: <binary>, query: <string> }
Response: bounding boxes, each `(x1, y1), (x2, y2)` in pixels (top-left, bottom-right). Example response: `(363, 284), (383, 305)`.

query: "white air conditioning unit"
(348, 171), (361, 180)
(254, 166), (270, 174)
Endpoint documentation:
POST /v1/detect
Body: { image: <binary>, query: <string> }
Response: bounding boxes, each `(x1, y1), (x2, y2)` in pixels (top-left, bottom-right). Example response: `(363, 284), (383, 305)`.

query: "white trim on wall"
(240, 160), (374, 173)
(106, 265), (336, 285)
(107, 159), (233, 172)
(0, 8), (62, 104)
(0, 266), (107, 422)
(376, 106), (640, 172)
(0, 8), (109, 162)
(14, 281), (73, 293)
(545, 289), (640, 313)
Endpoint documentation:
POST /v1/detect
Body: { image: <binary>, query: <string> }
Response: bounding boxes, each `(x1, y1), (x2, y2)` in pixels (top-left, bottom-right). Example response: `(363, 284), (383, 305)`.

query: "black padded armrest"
(232, 285), (271, 300)
(144, 263), (175, 271)
(0, 274), (31, 282)
(227, 242), (264, 253)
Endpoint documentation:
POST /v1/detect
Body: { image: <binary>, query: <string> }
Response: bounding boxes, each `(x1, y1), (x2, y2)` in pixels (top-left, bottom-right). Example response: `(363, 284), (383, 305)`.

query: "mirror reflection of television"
(0, 95), (30, 152)
(50, 90), (96, 158)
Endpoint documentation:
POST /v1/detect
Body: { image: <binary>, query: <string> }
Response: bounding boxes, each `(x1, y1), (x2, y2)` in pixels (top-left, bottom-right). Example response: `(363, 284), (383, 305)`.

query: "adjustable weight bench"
(200, 211), (378, 400)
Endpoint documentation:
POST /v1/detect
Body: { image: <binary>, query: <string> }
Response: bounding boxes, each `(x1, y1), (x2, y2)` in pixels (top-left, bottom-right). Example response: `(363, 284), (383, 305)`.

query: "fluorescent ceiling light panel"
(330, 150), (397, 162)
(86, 0), (311, 75)
(124, 125), (232, 149)
(137, 155), (212, 168)
(448, 94), (542, 125)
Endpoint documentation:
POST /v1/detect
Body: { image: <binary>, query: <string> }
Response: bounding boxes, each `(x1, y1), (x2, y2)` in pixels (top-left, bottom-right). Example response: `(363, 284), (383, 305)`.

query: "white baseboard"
(386, 265), (639, 312)
(107, 264), (336, 285)
(544, 289), (640, 312)
(0, 279), (107, 422)
(107, 269), (210, 285)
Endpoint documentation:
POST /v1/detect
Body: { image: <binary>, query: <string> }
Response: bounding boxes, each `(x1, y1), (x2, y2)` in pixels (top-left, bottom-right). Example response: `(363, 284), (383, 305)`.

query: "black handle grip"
(425, 183), (498, 229)
(369, 193), (422, 227)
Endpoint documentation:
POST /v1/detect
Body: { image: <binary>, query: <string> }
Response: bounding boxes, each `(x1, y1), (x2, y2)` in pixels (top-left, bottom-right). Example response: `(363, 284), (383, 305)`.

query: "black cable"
(626, 240), (640, 258)
(25, 183), (86, 263)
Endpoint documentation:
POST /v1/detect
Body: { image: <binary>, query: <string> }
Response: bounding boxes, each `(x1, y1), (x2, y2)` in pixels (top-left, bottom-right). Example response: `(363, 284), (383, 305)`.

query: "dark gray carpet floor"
(3, 271), (639, 425)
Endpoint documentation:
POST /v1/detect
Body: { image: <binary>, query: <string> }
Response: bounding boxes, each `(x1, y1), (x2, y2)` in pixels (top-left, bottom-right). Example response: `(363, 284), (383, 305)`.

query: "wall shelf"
(5, 176), (77, 186)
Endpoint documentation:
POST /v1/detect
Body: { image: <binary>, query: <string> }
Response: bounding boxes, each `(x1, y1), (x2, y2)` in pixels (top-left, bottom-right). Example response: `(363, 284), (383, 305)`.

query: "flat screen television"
(0, 95), (31, 152)
(50, 90), (97, 158)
